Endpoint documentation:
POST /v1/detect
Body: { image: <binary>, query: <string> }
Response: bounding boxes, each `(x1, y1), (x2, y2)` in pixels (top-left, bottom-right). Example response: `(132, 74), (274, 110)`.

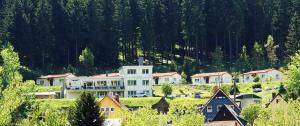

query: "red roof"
(191, 72), (228, 78)
(153, 72), (179, 78)
(99, 96), (129, 111)
(242, 69), (275, 75)
(93, 73), (120, 78)
(39, 73), (74, 79)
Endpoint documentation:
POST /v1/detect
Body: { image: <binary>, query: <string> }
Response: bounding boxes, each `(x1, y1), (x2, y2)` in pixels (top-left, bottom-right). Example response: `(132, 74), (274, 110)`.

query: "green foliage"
(68, 92), (103, 126)
(230, 85), (240, 95)
(237, 45), (251, 72)
(252, 83), (261, 89)
(180, 71), (187, 84)
(168, 103), (204, 126)
(210, 46), (224, 71)
(285, 51), (300, 97)
(240, 104), (262, 126)
(285, 13), (300, 57)
(264, 35), (279, 67)
(162, 84), (173, 97)
(253, 76), (260, 83)
(79, 47), (95, 67)
(278, 84), (287, 94)
(251, 42), (265, 69)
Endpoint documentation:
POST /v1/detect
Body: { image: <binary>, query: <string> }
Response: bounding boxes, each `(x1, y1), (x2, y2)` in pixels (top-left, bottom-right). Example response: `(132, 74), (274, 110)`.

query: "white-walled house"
(152, 72), (181, 84)
(234, 94), (262, 108)
(36, 73), (76, 86)
(191, 72), (232, 84)
(239, 69), (283, 83)
(63, 65), (154, 99)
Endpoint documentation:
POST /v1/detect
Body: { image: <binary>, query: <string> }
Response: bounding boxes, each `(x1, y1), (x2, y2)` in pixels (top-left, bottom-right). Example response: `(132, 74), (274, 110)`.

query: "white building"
(191, 72), (232, 84)
(63, 65), (153, 99)
(36, 73), (76, 86)
(234, 94), (262, 108)
(239, 69), (283, 83)
(152, 72), (181, 84)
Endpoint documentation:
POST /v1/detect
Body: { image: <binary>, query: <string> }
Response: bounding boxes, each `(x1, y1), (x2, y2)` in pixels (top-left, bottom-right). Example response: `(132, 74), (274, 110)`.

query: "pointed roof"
(191, 72), (229, 78)
(153, 72), (179, 78)
(38, 73), (75, 79)
(265, 93), (287, 108)
(201, 89), (240, 112)
(212, 105), (247, 126)
(151, 97), (170, 114)
(99, 96), (129, 111)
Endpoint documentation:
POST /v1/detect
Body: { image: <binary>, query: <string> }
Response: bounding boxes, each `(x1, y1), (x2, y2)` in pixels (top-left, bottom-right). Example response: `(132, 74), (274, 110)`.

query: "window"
(97, 81), (107, 86)
(128, 80), (137, 86)
(142, 69), (149, 74)
(246, 76), (250, 80)
(276, 74), (280, 79)
(164, 78), (169, 82)
(142, 80), (149, 86)
(262, 74), (265, 78)
(195, 79), (200, 82)
(111, 81), (121, 86)
(39, 80), (44, 85)
(217, 105), (222, 112)
(127, 69), (136, 74)
(110, 108), (115, 112)
(106, 108), (110, 112)
(101, 107), (105, 112)
(230, 105), (234, 109)
(276, 99), (280, 103)
(207, 105), (212, 112)
(128, 91), (136, 96)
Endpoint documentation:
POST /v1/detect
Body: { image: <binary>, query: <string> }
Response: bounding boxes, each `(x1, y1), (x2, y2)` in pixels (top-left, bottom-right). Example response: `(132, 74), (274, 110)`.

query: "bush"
(230, 85), (240, 95)
(162, 84), (173, 97)
(252, 83), (262, 89)
(253, 76), (260, 82)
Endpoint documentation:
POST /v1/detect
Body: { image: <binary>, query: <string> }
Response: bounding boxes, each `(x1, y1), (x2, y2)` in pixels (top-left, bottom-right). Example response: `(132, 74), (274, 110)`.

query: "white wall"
(238, 98), (261, 108)
(36, 77), (66, 86)
(156, 74), (182, 84)
(240, 70), (283, 83)
(191, 73), (232, 84)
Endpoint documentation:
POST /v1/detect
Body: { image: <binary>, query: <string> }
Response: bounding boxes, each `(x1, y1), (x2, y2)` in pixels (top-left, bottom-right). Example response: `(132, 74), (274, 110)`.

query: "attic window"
(111, 108), (115, 112)
(207, 105), (212, 112)
(276, 99), (280, 103)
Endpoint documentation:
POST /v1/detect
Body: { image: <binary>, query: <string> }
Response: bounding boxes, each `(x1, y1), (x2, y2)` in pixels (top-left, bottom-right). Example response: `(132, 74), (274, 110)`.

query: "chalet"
(191, 72), (232, 84)
(99, 95), (129, 119)
(201, 89), (241, 122)
(151, 97), (170, 114)
(153, 72), (182, 84)
(240, 69), (283, 83)
(36, 73), (75, 86)
(235, 94), (262, 108)
(266, 93), (287, 108)
(205, 105), (247, 126)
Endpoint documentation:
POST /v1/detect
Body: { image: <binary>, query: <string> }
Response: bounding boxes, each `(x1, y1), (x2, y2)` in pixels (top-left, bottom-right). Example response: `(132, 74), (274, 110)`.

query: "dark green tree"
(236, 45), (251, 72)
(210, 46), (224, 71)
(251, 42), (265, 69)
(285, 12), (300, 58)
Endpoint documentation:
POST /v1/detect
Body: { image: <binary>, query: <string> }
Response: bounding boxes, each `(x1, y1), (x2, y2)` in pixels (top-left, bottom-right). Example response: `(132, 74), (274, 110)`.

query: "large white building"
(152, 72), (182, 84)
(191, 72), (232, 84)
(37, 65), (154, 99)
(239, 69), (283, 83)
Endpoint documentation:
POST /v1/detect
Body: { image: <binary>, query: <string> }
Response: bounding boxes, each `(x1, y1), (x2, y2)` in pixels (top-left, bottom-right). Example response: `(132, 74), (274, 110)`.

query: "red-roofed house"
(240, 69), (283, 83)
(36, 73), (76, 86)
(191, 72), (232, 84)
(152, 72), (181, 84)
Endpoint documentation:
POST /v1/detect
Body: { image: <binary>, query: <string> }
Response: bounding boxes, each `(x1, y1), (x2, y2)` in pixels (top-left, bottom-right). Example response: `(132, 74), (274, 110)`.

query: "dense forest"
(1, 0), (300, 75)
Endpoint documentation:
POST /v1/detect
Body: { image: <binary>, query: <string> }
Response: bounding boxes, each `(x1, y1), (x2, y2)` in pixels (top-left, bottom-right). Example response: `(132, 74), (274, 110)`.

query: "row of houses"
(99, 88), (287, 126)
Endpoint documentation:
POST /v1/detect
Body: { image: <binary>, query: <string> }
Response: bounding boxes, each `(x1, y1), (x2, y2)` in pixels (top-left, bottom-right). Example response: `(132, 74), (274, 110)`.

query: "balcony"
(66, 85), (125, 91)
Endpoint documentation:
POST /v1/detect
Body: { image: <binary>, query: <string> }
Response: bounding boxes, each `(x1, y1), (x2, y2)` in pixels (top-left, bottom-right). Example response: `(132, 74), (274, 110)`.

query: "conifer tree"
(210, 46), (224, 71)
(251, 42), (265, 69)
(237, 45), (251, 72)
(285, 12), (300, 58)
(265, 35), (279, 67)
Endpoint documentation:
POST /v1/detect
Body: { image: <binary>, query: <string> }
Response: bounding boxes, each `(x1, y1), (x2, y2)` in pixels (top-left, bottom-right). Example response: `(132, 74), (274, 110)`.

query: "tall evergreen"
(265, 35), (279, 67)
(210, 46), (224, 72)
(236, 45), (251, 72)
(285, 12), (300, 57)
(251, 42), (265, 69)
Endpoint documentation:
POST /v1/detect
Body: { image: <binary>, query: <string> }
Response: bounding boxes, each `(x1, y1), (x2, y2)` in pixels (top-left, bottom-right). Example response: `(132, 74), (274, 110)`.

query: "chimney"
(138, 57), (144, 66)
(115, 94), (119, 103)
(272, 92), (276, 99)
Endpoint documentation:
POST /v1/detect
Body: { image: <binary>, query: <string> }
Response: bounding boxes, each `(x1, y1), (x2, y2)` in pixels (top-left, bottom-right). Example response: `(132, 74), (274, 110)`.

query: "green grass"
(37, 99), (75, 109)
(34, 86), (61, 92)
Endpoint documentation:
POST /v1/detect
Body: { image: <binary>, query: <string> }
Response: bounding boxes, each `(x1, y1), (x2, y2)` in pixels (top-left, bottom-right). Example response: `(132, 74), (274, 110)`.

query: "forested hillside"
(1, 0), (300, 74)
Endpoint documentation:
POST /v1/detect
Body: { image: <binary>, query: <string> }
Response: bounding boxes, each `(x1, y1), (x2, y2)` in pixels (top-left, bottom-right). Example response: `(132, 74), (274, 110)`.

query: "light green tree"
(264, 35), (279, 67)
(79, 47), (95, 67)
(210, 46), (224, 71)
(162, 84), (173, 97)
(251, 42), (265, 69)
(240, 104), (262, 126)
(180, 71), (187, 84)
(168, 103), (204, 126)
(285, 51), (300, 97)
(237, 45), (251, 72)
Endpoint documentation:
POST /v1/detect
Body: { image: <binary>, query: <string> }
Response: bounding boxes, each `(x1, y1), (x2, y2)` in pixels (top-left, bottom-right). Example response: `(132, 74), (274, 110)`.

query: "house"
(151, 97), (170, 114)
(191, 72), (232, 84)
(64, 65), (154, 98)
(36, 73), (76, 86)
(235, 94), (262, 108)
(99, 95), (129, 119)
(205, 105), (247, 126)
(201, 89), (241, 122)
(240, 69), (283, 83)
(266, 93), (287, 108)
(153, 72), (181, 84)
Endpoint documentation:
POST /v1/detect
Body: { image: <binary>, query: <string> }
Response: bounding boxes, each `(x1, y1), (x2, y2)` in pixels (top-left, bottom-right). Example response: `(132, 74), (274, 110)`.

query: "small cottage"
(201, 89), (241, 122)
(191, 72), (232, 84)
(36, 73), (75, 86)
(240, 69), (283, 83)
(151, 97), (170, 114)
(266, 93), (287, 108)
(153, 72), (182, 84)
(99, 95), (129, 119)
(205, 105), (247, 126)
(235, 94), (262, 108)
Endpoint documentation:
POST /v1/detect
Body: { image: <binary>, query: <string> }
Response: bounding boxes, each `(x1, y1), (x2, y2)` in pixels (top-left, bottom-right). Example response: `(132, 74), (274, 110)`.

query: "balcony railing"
(66, 85), (125, 90)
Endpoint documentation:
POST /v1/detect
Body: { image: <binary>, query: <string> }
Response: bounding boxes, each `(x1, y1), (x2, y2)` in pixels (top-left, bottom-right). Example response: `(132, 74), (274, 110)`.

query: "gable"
(99, 96), (129, 111)
(213, 105), (247, 126)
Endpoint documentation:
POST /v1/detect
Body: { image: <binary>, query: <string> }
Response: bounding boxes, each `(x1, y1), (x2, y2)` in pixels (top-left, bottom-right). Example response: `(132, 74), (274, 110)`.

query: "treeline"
(1, 0), (300, 73)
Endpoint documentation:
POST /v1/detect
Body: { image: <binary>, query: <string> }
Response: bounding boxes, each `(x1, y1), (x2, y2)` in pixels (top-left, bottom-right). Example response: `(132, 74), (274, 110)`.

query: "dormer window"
(128, 69), (136, 74)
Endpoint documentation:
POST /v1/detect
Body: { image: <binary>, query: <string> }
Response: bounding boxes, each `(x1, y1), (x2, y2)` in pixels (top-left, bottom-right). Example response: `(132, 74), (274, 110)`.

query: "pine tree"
(285, 12), (300, 57)
(265, 35), (279, 67)
(68, 92), (103, 126)
(251, 42), (265, 69)
(210, 46), (224, 71)
(237, 45), (251, 72)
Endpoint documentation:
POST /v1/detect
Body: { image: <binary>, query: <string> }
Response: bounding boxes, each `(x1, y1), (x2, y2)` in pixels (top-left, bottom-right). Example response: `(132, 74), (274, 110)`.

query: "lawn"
(34, 86), (61, 92)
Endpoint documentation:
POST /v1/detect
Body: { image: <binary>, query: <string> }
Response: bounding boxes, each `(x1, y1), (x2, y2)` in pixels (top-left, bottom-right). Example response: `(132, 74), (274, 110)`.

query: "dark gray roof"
(236, 94), (262, 99)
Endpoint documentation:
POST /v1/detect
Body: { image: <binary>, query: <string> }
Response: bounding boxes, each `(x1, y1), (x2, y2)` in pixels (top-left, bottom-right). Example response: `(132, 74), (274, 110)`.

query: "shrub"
(253, 76), (260, 82)
(162, 84), (173, 97)
(252, 83), (261, 89)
